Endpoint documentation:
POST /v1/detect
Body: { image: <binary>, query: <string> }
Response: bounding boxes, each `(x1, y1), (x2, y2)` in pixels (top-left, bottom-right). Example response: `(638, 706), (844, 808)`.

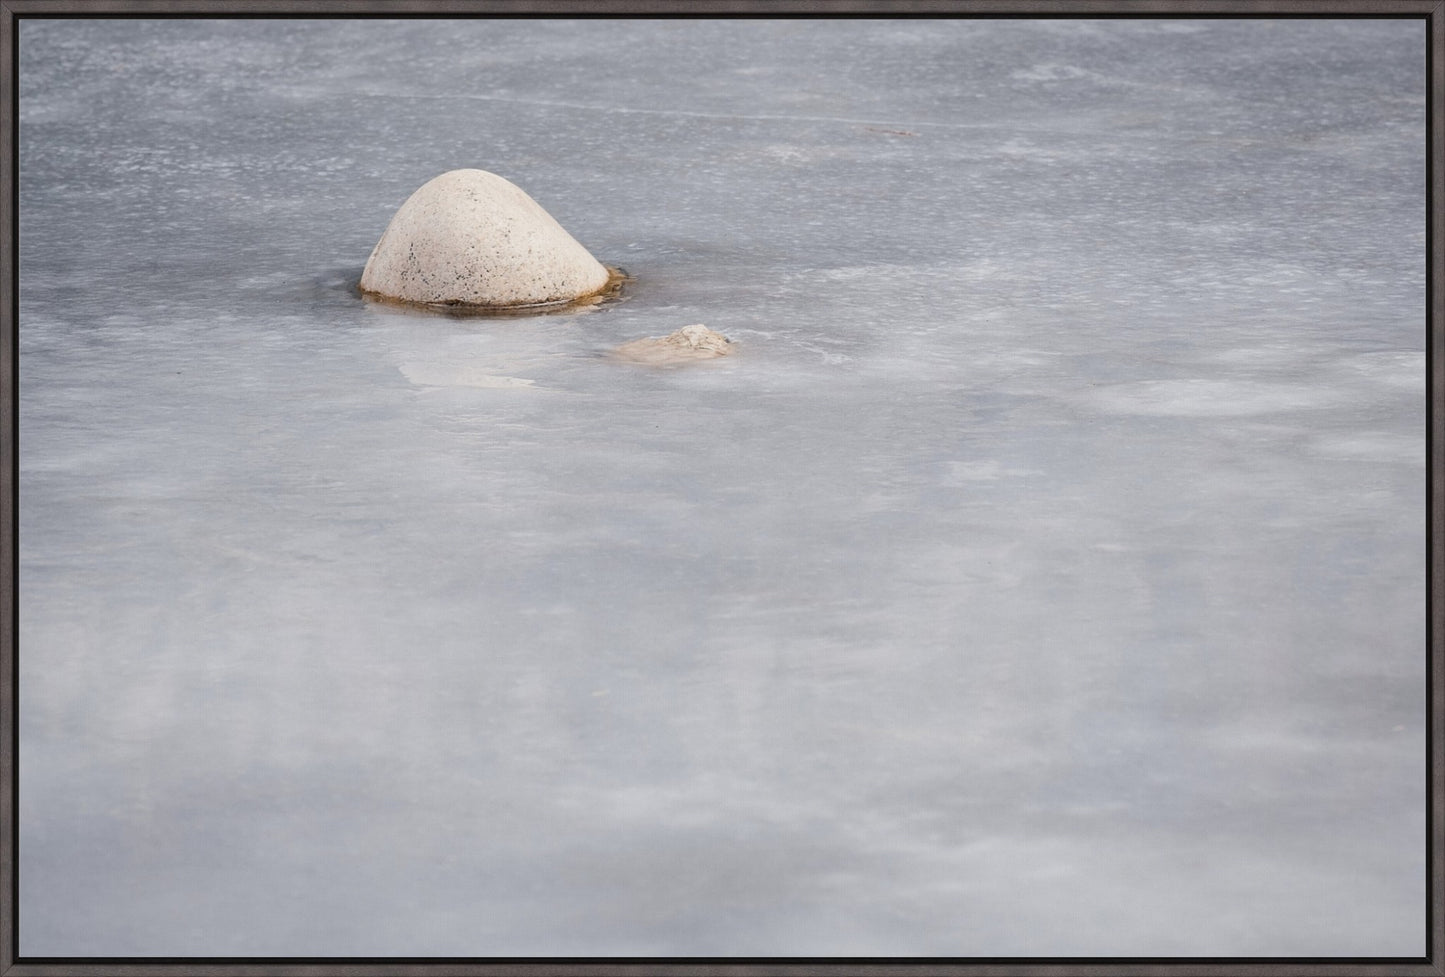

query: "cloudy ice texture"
(17, 18), (1425, 957)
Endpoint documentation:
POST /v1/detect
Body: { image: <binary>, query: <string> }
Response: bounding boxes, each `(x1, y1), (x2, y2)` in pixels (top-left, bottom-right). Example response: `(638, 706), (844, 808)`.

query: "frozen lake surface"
(17, 18), (1426, 957)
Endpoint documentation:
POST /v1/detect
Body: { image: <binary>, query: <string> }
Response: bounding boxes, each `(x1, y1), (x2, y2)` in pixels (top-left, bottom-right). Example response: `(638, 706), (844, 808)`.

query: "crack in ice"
(348, 89), (1004, 132)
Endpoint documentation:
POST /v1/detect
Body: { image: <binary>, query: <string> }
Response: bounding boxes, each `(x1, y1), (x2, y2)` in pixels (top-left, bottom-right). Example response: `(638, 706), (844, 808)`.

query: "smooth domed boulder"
(360, 169), (611, 309)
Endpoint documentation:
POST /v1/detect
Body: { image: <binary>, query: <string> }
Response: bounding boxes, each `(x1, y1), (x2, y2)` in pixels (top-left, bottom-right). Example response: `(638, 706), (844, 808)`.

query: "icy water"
(16, 19), (1426, 957)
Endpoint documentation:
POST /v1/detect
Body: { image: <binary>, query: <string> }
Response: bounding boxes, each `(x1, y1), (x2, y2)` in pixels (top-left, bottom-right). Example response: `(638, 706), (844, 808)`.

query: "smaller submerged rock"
(360, 169), (611, 310)
(611, 325), (734, 366)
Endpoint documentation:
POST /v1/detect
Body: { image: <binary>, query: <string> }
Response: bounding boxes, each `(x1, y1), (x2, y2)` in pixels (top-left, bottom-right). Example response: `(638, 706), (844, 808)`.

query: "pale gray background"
(17, 18), (1426, 957)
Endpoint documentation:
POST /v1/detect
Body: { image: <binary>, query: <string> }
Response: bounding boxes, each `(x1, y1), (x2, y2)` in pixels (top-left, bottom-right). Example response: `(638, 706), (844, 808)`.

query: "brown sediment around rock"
(361, 266), (627, 318)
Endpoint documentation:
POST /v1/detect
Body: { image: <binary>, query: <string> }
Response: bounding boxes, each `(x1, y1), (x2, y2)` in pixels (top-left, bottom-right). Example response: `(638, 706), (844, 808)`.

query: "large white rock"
(360, 169), (611, 309)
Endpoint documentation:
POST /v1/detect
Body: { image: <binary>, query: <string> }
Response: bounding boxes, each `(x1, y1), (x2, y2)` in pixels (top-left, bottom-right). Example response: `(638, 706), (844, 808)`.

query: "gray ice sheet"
(16, 18), (1426, 956)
